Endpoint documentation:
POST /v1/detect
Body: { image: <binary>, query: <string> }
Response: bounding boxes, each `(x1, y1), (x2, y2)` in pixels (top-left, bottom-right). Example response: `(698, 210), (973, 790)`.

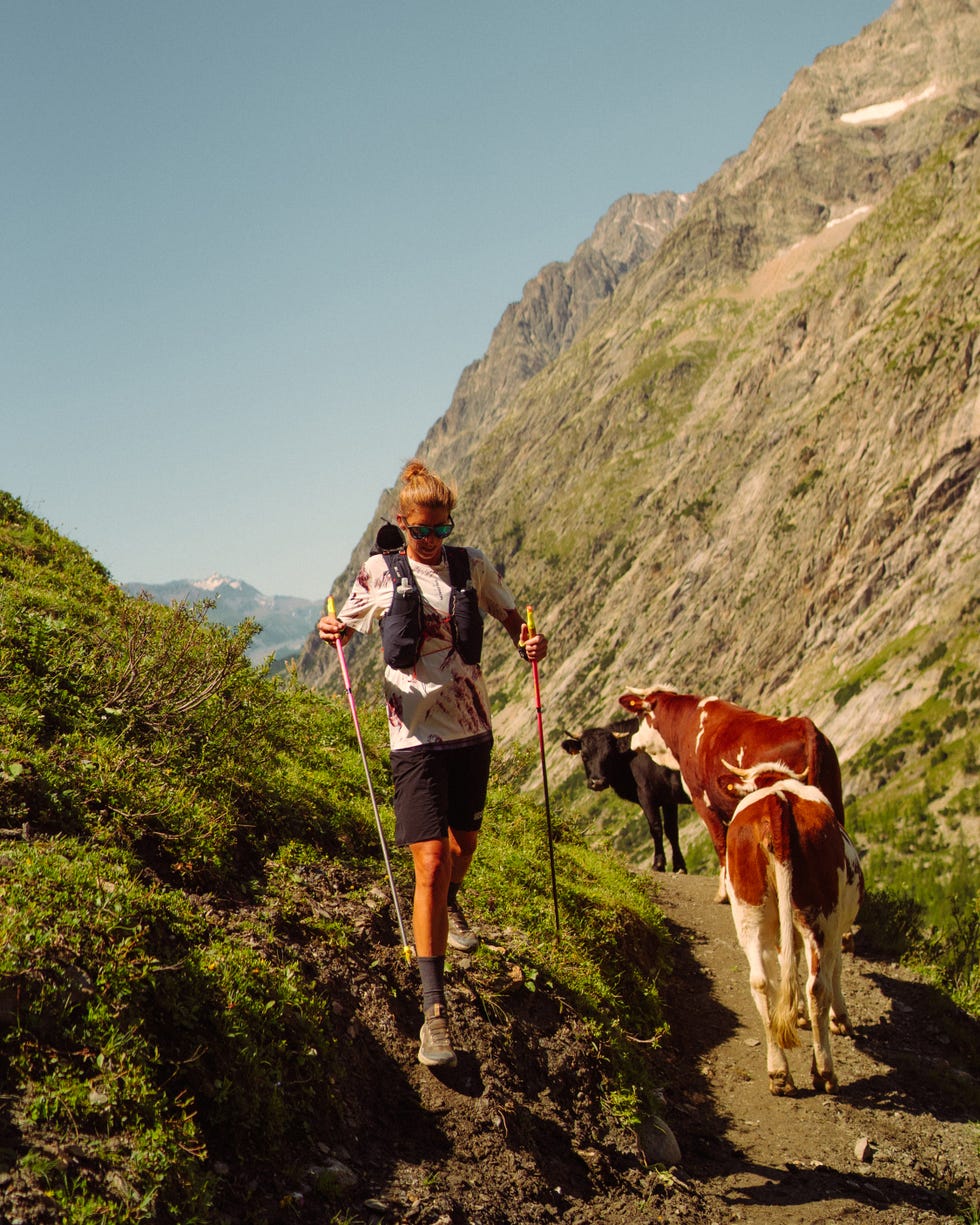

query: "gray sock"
(417, 955), (446, 1014)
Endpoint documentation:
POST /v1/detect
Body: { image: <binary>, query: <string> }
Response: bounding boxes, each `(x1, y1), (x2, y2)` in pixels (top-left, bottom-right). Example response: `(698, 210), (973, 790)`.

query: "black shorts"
(390, 740), (492, 846)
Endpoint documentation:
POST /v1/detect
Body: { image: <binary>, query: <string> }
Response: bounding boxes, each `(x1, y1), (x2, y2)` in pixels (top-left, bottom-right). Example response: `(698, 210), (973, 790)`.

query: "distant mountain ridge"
(122, 575), (320, 665)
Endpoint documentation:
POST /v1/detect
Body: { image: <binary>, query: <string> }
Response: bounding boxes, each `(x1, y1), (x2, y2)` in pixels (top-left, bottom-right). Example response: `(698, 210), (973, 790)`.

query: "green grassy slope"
(0, 492), (671, 1222)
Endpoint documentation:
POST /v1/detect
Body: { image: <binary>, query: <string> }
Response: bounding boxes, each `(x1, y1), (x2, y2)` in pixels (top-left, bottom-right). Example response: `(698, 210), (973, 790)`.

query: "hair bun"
(399, 459), (431, 484)
(397, 458), (457, 514)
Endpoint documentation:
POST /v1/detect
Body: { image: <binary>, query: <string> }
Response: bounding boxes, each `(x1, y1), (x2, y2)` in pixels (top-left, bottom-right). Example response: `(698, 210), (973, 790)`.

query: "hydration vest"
(373, 522), (484, 669)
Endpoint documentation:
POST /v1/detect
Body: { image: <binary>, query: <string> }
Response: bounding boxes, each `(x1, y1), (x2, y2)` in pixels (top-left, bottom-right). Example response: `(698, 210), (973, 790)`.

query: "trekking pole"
(526, 605), (560, 941)
(328, 597), (413, 965)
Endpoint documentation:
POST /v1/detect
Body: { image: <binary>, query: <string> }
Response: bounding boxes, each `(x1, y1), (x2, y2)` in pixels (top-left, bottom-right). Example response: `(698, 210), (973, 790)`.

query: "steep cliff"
(298, 0), (980, 846)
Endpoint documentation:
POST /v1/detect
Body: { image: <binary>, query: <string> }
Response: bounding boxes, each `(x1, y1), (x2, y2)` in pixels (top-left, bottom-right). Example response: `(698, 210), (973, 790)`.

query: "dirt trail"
(650, 870), (980, 1224)
(228, 862), (979, 1224)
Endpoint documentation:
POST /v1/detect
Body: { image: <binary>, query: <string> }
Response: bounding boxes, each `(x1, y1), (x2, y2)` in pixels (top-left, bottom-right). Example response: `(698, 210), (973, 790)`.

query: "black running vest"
(379, 545), (484, 670)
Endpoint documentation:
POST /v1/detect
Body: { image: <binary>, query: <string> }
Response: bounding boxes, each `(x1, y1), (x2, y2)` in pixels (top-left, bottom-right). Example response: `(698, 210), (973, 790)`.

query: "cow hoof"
(653, 858), (667, 873)
(673, 865), (688, 875)
(768, 1074), (796, 1097)
(830, 1017), (853, 1037)
(813, 1074), (840, 1094)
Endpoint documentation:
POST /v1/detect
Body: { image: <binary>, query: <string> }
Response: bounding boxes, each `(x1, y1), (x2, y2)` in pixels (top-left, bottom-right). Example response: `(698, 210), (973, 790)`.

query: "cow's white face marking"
(630, 718), (689, 796)
(630, 719), (673, 758)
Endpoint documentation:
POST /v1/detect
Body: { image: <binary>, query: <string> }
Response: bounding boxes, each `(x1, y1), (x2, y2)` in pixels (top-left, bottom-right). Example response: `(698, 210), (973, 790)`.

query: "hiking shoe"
(447, 900), (479, 952)
(418, 1005), (457, 1068)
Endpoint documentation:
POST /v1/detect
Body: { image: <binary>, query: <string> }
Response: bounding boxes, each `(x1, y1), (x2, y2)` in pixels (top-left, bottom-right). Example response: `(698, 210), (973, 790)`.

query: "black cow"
(561, 719), (689, 873)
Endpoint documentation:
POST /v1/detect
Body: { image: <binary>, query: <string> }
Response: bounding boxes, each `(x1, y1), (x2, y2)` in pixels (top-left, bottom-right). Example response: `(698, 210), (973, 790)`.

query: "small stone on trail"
(854, 1136), (874, 1163)
(320, 1158), (358, 1192)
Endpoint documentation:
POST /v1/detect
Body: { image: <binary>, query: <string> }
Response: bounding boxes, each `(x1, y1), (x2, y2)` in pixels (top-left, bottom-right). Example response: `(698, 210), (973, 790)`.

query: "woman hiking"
(318, 459), (548, 1069)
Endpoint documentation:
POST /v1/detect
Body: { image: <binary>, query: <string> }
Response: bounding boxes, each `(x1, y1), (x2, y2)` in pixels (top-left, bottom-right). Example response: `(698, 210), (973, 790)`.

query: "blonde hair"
(397, 459), (457, 516)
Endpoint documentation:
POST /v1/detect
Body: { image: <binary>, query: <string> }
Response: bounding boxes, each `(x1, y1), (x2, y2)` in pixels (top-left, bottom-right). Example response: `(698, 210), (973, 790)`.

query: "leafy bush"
(0, 843), (213, 1220)
(856, 887), (926, 960)
(849, 786), (980, 1016)
(834, 677), (863, 708)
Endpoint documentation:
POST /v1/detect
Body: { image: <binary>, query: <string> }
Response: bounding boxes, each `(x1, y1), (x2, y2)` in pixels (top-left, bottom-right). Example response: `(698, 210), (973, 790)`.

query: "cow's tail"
(770, 790), (801, 1050)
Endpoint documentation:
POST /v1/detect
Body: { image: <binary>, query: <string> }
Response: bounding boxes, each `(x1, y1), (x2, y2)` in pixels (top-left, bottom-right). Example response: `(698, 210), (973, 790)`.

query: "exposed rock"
(636, 1117), (683, 1167)
(855, 1136), (875, 1163)
(317, 1158), (358, 1194)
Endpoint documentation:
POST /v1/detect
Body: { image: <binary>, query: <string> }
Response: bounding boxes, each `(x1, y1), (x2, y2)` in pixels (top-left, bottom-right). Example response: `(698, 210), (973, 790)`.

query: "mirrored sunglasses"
(406, 518), (455, 540)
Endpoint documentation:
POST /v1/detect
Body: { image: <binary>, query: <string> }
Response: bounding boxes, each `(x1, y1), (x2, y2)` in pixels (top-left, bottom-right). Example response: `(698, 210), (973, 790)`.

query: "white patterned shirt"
(338, 547), (516, 752)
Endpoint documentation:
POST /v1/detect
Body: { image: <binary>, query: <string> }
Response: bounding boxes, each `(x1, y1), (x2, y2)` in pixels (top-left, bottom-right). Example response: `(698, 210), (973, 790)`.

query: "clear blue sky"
(3, 1), (889, 599)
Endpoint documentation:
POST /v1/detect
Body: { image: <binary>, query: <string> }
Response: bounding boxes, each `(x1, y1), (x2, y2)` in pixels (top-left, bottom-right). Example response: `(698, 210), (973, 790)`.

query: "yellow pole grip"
(526, 605), (536, 635)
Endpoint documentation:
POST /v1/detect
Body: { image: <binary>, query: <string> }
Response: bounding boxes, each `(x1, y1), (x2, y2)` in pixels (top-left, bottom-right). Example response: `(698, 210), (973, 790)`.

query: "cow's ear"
(560, 739), (581, 756)
(718, 774), (745, 797)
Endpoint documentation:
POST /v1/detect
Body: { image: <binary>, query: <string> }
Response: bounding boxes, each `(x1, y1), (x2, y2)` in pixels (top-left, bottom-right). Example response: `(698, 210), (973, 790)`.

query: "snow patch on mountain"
(840, 83), (939, 125)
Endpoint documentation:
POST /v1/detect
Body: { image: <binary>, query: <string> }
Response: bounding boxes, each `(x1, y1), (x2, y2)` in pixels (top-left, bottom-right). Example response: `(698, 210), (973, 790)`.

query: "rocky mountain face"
(298, 0), (980, 843)
(421, 191), (692, 484)
(123, 575), (320, 666)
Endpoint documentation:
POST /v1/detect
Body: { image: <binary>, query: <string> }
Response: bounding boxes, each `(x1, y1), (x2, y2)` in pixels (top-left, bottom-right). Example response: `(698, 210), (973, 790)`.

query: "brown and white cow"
(723, 770), (864, 1095)
(618, 688), (845, 899)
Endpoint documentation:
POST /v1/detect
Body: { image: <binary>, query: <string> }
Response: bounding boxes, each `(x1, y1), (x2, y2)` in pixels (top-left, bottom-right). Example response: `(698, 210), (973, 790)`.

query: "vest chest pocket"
(450, 582), (483, 666)
(380, 573), (425, 669)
